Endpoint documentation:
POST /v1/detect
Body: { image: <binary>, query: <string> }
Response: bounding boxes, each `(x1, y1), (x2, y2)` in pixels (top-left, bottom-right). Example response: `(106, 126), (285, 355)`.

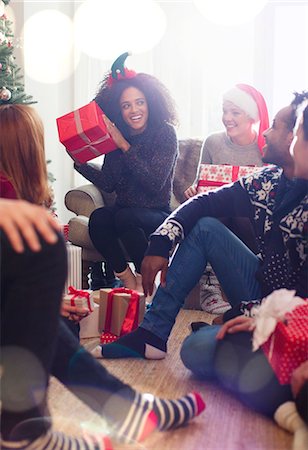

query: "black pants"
(0, 233), (67, 440)
(1, 232), (136, 441)
(89, 205), (169, 273)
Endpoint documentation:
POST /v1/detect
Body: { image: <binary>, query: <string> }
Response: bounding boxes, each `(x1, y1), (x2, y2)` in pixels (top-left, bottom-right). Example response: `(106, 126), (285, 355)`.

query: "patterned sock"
(116, 391), (205, 442)
(0, 429), (113, 450)
(94, 327), (167, 360)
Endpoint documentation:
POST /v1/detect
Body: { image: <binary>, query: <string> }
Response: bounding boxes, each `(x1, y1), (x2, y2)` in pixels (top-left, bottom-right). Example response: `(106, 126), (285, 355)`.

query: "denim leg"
(181, 328), (293, 417)
(180, 325), (221, 378)
(141, 217), (261, 341)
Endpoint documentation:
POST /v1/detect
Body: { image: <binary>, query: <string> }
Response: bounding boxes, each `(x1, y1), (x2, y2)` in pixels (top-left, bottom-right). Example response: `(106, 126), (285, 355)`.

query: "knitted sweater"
(200, 131), (263, 166)
(147, 167), (308, 299)
(76, 122), (178, 211)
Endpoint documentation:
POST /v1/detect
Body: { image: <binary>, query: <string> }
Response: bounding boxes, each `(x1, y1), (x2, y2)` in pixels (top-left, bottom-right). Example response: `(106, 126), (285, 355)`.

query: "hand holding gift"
(62, 286), (94, 322)
(103, 114), (130, 152)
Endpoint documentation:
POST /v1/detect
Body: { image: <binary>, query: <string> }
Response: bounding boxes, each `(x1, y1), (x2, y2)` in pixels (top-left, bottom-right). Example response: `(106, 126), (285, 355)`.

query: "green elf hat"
(107, 52), (137, 87)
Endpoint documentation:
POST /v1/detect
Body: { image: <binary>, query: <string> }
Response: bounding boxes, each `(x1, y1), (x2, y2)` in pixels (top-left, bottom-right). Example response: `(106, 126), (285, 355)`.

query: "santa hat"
(223, 83), (269, 154)
(107, 52), (137, 87)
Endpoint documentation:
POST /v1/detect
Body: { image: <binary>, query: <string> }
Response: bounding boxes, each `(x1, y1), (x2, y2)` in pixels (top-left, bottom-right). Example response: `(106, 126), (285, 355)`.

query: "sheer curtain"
(15, 0), (308, 222)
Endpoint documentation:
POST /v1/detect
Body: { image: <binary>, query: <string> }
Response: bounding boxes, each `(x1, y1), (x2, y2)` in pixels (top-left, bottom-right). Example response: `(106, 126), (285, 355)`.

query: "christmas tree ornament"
(0, 86), (12, 101)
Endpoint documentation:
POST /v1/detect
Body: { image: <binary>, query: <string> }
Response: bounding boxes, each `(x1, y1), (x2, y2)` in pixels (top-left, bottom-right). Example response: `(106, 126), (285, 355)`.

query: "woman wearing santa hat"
(184, 84), (269, 315)
(73, 53), (178, 292)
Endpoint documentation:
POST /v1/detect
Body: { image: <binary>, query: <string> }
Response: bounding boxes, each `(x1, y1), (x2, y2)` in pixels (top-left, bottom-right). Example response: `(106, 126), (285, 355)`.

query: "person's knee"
(89, 208), (113, 234)
(195, 217), (226, 236)
(180, 328), (218, 379)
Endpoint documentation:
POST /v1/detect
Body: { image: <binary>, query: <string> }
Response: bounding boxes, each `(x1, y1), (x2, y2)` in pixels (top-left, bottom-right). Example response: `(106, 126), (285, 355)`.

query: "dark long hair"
(94, 73), (178, 139)
(291, 91), (308, 140)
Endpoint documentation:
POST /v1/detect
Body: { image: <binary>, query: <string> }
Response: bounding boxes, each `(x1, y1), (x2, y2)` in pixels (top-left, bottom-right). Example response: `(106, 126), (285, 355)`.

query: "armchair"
(65, 138), (203, 307)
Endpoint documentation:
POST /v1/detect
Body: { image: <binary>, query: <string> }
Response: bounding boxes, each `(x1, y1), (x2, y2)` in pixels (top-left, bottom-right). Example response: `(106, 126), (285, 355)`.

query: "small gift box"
(261, 303), (308, 384)
(95, 288), (145, 339)
(63, 285), (94, 312)
(197, 164), (262, 193)
(57, 101), (117, 164)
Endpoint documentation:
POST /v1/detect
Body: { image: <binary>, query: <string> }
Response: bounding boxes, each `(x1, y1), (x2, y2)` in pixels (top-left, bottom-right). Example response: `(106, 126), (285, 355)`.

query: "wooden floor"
(48, 310), (292, 450)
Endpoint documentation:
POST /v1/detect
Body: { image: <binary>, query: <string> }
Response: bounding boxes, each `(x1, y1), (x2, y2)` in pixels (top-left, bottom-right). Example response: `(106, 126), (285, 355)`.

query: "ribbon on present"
(252, 289), (306, 352)
(100, 288), (141, 344)
(68, 285), (93, 312)
(71, 109), (112, 157)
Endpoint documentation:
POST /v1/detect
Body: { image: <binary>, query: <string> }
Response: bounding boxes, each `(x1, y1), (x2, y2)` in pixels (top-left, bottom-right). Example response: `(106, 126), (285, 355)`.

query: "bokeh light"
(74, 0), (166, 60)
(23, 10), (79, 84)
(193, 0), (269, 26)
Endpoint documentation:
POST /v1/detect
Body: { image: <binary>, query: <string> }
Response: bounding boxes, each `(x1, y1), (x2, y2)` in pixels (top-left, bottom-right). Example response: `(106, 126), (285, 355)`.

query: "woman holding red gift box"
(73, 53), (178, 292)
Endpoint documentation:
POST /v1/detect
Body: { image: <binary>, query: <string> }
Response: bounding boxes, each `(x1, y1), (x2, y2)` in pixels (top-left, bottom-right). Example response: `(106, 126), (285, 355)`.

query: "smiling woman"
(68, 53), (179, 291)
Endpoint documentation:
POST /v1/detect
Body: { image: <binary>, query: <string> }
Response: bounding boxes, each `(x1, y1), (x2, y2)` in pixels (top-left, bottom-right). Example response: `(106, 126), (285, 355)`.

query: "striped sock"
(116, 391), (205, 443)
(0, 429), (113, 450)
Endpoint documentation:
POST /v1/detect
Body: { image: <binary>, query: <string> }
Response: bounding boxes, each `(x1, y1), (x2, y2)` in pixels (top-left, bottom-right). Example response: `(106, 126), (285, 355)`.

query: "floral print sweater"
(147, 167), (308, 299)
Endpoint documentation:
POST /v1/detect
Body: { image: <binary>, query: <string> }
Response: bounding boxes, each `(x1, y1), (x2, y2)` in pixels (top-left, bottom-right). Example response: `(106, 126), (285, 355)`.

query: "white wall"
(11, 0), (308, 222)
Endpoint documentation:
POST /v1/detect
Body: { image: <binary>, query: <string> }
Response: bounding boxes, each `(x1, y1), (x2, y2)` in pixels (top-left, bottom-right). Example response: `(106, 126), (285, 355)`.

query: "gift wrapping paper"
(57, 101), (117, 164)
(95, 288), (145, 336)
(197, 164), (262, 193)
(261, 303), (308, 384)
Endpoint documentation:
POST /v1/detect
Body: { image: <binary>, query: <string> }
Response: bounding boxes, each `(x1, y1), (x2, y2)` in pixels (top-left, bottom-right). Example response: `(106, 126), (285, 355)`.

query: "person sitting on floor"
(95, 91), (307, 361)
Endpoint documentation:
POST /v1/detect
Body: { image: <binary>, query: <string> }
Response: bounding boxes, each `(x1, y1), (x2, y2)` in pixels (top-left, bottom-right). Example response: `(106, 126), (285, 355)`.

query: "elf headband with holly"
(223, 83), (269, 154)
(107, 52), (137, 87)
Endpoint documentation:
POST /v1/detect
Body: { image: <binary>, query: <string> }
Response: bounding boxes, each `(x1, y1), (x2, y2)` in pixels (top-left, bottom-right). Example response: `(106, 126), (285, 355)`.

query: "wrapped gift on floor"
(261, 303), (308, 384)
(63, 286), (95, 311)
(197, 164), (262, 193)
(80, 303), (100, 338)
(95, 288), (145, 340)
(57, 101), (117, 164)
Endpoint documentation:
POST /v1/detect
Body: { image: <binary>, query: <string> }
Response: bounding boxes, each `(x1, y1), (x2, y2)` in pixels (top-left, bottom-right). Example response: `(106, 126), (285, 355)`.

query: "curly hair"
(290, 91), (308, 140)
(94, 72), (178, 139)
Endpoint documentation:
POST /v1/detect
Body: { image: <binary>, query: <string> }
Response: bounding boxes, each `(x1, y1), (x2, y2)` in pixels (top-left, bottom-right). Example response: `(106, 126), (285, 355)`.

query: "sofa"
(65, 138), (203, 305)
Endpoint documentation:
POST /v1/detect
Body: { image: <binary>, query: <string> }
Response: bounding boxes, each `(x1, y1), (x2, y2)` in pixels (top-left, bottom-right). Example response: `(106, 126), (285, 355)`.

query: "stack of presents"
(63, 285), (145, 341)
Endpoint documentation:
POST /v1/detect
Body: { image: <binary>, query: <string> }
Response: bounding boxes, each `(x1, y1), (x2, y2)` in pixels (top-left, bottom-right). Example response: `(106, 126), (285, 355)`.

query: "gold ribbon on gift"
(104, 288), (140, 336)
(71, 109), (112, 157)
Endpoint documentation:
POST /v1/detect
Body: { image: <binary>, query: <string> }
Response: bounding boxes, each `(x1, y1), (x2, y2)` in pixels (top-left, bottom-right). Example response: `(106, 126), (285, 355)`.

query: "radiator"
(64, 243), (82, 293)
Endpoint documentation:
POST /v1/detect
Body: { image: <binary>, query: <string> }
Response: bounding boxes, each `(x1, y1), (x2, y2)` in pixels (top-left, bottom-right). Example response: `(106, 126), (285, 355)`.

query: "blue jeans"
(141, 217), (262, 341)
(180, 329), (292, 417)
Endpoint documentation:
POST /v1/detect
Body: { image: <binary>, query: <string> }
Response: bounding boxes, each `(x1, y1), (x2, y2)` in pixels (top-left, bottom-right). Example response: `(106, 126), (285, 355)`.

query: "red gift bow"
(68, 285), (93, 312)
(100, 288), (140, 343)
(71, 108), (112, 157)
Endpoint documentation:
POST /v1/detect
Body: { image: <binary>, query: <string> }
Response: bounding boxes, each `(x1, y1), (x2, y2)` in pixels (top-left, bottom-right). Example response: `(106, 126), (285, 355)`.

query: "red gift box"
(197, 164), (262, 193)
(57, 101), (117, 164)
(261, 303), (308, 384)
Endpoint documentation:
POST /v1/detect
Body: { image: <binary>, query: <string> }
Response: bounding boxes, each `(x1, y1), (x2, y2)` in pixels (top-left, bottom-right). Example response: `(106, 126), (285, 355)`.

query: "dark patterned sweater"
(147, 167), (308, 299)
(75, 122), (178, 211)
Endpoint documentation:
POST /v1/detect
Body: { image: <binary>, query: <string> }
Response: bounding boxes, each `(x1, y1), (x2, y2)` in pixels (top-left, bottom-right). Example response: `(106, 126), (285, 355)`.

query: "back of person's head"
(291, 91), (308, 138)
(94, 53), (178, 137)
(0, 104), (51, 207)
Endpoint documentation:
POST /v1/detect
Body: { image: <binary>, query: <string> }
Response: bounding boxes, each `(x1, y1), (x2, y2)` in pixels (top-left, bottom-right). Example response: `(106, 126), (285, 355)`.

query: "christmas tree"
(0, 0), (35, 104)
